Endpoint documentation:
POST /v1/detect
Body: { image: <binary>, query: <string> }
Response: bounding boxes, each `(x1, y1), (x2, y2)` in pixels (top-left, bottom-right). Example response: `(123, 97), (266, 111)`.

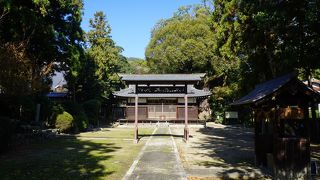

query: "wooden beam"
(125, 80), (199, 85)
(134, 95), (139, 143)
(184, 94), (189, 141)
(135, 83), (138, 94)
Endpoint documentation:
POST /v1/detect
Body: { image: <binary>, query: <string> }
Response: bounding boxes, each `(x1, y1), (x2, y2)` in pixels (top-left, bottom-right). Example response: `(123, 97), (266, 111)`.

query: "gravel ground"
(170, 123), (271, 179)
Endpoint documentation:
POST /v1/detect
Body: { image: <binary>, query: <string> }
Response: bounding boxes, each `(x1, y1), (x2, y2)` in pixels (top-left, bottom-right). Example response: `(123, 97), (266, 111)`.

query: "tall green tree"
(84, 11), (124, 101)
(210, 0), (320, 92)
(239, 0), (320, 90)
(209, 0), (320, 120)
(0, 0), (84, 123)
(208, 0), (243, 117)
(146, 5), (215, 73)
(145, 4), (241, 120)
(0, 0), (84, 96)
(0, 41), (33, 96)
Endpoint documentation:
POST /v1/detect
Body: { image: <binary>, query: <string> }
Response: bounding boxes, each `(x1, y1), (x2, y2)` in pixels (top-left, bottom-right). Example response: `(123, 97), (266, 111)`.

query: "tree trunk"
(73, 84), (76, 102)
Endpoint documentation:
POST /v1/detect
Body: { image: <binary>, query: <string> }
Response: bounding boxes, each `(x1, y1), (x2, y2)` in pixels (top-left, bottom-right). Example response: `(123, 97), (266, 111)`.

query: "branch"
(0, 9), (9, 25)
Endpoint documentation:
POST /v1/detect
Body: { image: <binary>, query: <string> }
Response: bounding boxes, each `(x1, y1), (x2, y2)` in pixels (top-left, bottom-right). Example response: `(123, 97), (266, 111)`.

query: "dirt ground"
(312, 144), (320, 179)
(170, 123), (271, 179)
(312, 144), (320, 162)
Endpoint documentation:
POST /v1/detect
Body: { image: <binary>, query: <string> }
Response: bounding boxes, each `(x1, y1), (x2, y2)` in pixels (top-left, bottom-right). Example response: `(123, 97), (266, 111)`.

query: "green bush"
(214, 116), (224, 124)
(0, 116), (15, 152)
(62, 101), (88, 132)
(55, 112), (74, 133)
(82, 99), (101, 126)
(48, 103), (65, 126)
(62, 101), (82, 116)
(74, 113), (88, 132)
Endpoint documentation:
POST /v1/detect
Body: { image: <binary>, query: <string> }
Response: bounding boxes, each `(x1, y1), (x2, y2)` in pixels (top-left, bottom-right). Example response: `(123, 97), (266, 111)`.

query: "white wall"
(178, 97), (196, 104)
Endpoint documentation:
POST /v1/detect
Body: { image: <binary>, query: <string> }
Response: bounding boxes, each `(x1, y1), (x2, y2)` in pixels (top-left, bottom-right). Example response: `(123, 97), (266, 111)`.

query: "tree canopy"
(146, 6), (215, 73)
(81, 11), (124, 101)
(145, 4), (241, 119)
(144, 0), (320, 121)
(239, 0), (320, 88)
(0, 0), (84, 96)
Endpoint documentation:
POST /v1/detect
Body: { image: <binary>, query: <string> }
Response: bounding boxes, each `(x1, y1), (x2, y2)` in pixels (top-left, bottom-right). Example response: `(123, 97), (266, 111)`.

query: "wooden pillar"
(134, 95), (139, 143)
(311, 102), (318, 142)
(184, 94), (189, 141)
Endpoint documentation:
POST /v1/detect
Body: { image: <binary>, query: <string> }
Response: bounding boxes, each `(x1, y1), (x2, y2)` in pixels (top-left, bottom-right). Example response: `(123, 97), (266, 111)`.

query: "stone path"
(124, 126), (187, 180)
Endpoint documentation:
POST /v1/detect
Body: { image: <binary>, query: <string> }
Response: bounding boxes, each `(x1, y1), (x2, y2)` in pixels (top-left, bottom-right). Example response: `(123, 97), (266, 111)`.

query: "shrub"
(213, 111), (224, 124)
(62, 101), (82, 116)
(48, 103), (65, 126)
(62, 101), (88, 132)
(0, 116), (15, 152)
(74, 113), (88, 132)
(55, 111), (74, 133)
(82, 99), (101, 126)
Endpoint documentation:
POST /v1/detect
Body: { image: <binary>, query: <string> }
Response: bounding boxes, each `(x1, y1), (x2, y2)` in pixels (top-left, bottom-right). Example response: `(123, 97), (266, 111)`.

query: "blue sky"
(81, 0), (202, 59)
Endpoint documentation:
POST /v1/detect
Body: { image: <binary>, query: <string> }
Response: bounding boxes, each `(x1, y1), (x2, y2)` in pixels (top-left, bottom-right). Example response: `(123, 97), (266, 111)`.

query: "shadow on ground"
(139, 134), (183, 138)
(0, 136), (121, 179)
(312, 143), (320, 161)
(194, 126), (271, 178)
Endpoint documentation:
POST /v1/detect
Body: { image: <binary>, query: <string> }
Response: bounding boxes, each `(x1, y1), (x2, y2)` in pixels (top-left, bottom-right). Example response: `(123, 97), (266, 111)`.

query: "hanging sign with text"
(136, 86), (186, 94)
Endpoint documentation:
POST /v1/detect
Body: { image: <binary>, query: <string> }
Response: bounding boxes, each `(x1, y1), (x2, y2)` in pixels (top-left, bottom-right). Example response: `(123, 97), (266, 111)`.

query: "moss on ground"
(0, 127), (154, 180)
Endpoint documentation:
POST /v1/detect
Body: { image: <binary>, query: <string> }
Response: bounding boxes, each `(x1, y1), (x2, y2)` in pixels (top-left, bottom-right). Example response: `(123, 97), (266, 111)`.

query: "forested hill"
(123, 57), (150, 74)
(127, 57), (145, 61)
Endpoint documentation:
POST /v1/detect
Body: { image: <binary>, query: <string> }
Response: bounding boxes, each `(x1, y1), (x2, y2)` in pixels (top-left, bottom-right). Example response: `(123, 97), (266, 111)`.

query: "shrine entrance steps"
(124, 127), (187, 180)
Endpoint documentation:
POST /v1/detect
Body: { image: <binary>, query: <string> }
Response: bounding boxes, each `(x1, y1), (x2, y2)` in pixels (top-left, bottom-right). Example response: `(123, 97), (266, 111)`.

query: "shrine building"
(113, 74), (211, 123)
(113, 73), (211, 141)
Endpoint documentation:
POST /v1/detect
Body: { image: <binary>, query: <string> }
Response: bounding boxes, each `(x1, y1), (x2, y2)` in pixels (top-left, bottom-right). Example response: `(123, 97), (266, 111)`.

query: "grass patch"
(78, 127), (153, 139)
(0, 127), (154, 180)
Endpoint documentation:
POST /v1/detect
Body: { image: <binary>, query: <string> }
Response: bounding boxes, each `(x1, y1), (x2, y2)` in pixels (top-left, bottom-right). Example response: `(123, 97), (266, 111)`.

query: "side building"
(113, 74), (211, 123)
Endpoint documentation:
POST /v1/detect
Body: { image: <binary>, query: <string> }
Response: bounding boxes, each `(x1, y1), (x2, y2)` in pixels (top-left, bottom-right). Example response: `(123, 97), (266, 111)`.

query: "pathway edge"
(122, 127), (157, 180)
(169, 126), (187, 179)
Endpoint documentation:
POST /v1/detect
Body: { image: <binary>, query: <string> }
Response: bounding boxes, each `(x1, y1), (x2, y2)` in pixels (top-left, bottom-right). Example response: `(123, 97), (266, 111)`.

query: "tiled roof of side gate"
(231, 73), (320, 106)
(230, 73), (295, 106)
(119, 73), (206, 82)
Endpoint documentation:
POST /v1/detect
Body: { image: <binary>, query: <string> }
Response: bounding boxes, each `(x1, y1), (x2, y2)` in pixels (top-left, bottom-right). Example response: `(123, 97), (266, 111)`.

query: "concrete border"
(122, 127), (157, 180)
(169, 126), (187, 179)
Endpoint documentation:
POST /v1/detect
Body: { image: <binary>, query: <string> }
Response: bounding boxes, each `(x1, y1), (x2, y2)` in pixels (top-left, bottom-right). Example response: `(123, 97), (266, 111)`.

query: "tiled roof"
(303, 78), (320, 93)
(231, 73), (320, 106)
(231, 73), (295, 105)
(314, 86), (320, 92)
(47, 92), (68, 98)
(119, 73), (206, 82)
